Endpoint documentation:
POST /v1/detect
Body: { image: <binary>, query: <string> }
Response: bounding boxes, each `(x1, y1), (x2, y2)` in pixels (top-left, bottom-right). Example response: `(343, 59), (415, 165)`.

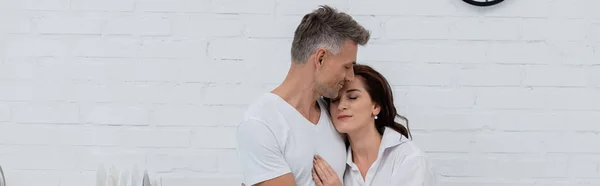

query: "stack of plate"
(95, 165), (161, 186)
(0, 165), (5, 186)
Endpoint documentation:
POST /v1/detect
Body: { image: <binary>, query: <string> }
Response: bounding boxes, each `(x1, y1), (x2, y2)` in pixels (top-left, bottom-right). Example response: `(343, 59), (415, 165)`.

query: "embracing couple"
(236, 5), (437, 186)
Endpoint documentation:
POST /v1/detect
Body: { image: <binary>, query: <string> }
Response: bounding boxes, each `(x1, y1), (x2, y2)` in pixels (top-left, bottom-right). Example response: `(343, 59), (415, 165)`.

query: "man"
(236, 5), (371, 186)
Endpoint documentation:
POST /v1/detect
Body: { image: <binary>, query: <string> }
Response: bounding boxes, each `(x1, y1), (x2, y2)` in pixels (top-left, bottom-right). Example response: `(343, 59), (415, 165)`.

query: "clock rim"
(462, 0), (505, 6)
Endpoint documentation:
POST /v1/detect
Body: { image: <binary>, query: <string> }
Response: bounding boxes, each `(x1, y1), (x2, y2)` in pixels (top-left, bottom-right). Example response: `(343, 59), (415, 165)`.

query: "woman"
(312, 64), (437, 186)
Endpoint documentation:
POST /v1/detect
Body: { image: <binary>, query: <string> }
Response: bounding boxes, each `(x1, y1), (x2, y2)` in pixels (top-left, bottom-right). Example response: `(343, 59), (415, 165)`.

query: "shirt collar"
(346, 126), (408, 167)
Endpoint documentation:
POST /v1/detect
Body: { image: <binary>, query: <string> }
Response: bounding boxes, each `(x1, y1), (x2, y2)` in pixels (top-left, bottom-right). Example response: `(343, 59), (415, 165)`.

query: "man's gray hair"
(291, 5), (371, 64)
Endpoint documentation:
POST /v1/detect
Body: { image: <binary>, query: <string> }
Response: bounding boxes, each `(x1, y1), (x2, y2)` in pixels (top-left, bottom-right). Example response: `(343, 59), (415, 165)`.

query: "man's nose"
(346, 69), (355, 82)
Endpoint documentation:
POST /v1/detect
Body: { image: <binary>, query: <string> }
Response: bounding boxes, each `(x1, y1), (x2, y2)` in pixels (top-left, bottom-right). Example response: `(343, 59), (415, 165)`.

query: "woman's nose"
(337, 100), (347, 110)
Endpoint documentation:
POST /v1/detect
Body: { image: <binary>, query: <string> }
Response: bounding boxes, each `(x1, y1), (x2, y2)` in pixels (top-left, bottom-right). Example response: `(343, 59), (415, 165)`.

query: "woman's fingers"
(312, 168), (324, 186)
(315, 155), (342, 186)
(314, 156), (330, 182)
(315, 155), (334, 178)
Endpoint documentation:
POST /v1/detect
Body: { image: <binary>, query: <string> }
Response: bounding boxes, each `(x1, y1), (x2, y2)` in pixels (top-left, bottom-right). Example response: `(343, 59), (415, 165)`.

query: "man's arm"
(242, 174), (295, 186)
(254, 173), (296, 186)
(236, 119), (297, 186)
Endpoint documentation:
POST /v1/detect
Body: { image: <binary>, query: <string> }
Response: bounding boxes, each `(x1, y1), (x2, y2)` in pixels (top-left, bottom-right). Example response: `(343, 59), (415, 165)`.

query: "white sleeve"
(391, 155), (438, 186)
(236, 119), (291, 186)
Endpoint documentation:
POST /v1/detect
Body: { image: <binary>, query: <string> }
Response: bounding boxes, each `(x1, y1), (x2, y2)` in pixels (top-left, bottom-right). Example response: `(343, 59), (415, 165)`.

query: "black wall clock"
(462, 0), (505, 6)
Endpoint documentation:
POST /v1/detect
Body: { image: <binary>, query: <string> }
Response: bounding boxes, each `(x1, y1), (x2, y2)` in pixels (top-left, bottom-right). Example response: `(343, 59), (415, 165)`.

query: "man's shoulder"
(242, 93), (279, 120)
(238, 93), (287, 131)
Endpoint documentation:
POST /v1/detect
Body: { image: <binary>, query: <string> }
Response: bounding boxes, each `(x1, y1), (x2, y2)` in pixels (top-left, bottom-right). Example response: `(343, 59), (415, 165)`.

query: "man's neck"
(348, 125), (382, 167)
(271, 64), (321, 124)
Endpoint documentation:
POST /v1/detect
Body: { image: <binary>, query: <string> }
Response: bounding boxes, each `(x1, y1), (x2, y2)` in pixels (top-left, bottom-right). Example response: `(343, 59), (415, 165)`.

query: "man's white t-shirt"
(236, 93), (347, 186)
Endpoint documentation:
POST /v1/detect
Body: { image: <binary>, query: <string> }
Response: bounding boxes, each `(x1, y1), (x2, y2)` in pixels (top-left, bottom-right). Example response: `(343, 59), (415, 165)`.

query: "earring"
(374, 115), (378, 120)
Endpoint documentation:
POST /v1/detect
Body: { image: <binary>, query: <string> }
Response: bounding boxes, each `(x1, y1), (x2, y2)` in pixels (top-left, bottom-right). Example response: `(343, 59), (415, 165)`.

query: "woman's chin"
(333, 122), (353, 134)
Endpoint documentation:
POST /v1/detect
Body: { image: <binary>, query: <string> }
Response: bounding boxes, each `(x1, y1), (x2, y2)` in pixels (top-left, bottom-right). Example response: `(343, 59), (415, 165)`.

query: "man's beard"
(316, 80), (339, 99)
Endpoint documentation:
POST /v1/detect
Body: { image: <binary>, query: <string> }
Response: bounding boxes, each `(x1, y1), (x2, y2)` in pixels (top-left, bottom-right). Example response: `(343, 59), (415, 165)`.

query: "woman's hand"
(312, 155), (342, 186)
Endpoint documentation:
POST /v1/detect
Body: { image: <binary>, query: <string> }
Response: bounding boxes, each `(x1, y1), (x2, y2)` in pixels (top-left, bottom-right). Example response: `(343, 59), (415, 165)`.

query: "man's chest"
(282, 129), (347, 183)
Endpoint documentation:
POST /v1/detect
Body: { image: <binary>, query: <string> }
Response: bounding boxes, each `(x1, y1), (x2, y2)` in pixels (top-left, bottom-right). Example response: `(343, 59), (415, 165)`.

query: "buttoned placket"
(345, 127), (404, 186)
(347, 149), (387, 186)
(364, 159), (382, 186)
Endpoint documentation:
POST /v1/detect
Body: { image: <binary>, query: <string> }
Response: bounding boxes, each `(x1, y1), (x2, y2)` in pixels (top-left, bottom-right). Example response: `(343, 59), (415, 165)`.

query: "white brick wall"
(0, 0), (599, 185)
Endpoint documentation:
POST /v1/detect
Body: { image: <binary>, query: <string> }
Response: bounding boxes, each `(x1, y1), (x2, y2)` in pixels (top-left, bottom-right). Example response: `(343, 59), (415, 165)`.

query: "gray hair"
(291, 5), (371, 64)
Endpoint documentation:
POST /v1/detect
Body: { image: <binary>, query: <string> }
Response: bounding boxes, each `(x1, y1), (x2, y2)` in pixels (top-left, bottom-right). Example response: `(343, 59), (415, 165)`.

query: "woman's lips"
(337, 115), (352, 120)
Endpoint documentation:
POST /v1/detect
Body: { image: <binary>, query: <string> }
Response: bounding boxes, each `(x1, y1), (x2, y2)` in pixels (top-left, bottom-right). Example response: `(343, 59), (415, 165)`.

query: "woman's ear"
(372, 103), (381, 117)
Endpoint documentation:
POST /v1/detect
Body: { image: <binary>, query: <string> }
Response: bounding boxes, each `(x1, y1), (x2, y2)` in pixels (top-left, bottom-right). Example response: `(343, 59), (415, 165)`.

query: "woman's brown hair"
(325, 64), (412, 139)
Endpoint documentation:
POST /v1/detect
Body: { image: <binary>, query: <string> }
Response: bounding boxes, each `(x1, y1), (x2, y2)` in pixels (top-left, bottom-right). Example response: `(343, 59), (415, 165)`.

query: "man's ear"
(314, 48), (326, 67)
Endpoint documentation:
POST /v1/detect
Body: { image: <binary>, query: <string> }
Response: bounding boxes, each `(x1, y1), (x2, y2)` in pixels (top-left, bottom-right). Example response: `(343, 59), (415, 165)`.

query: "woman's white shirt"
(343, 126), (437, 186)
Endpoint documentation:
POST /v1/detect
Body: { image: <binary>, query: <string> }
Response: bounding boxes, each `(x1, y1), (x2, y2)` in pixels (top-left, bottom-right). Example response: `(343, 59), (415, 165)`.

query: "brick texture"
(0, 0), (599, 185)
